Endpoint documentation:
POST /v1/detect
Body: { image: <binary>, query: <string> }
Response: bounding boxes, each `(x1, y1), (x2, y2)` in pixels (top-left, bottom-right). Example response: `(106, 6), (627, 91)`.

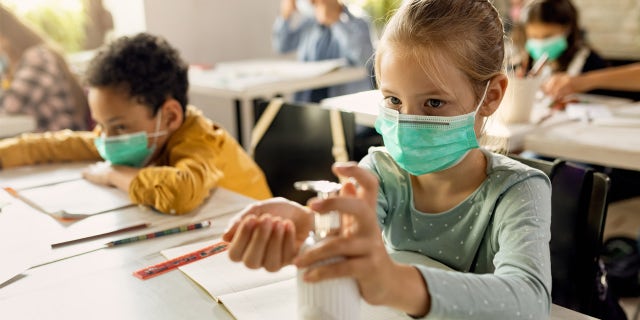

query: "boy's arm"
(0, 130), (101, 169)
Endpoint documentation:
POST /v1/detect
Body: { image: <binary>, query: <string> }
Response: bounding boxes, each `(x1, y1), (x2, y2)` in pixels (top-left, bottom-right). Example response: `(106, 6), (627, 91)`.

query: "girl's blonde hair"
(375, 0), (505, 105)
(0, 5), (89, 129)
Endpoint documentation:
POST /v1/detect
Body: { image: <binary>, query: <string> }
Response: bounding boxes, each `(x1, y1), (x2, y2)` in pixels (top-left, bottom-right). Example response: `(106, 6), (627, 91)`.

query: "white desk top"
(0, 164), (600, 320)
(0, 114), (36, 138)
(321, 90), (640, 170)
(189, 59), (368, 149)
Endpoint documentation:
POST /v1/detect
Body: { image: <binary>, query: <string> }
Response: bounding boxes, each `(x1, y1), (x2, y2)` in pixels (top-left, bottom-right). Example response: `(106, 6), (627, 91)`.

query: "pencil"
(106, 220), (212, 247)
(51, 222), (150, 248)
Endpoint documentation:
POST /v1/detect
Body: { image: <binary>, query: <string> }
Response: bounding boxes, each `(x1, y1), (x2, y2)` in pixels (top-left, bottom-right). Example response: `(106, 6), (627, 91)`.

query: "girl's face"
(525, 22), (567, 40)
(377, 46), (478, 118)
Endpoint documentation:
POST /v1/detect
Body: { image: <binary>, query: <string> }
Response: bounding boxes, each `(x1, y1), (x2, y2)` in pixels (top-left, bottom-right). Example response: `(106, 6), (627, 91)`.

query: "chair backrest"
(509, 155), (611, 317)
(253, 100), (355, 204)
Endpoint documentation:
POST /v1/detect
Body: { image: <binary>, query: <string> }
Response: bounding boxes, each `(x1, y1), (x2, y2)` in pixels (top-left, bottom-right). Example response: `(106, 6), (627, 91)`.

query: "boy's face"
(88, 86), (170, 159)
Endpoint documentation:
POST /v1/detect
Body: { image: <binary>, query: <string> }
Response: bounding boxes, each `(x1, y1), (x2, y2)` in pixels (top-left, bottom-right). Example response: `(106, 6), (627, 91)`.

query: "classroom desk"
(0, 114), (36, 138)
(0, 164), (599, 320)
(321, 90), (640, 169)
(189, 59), (368, 149)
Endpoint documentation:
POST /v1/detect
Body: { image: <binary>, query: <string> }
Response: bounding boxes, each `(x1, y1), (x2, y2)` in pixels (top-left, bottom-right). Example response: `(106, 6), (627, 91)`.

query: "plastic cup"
(495, 75), (545, 124)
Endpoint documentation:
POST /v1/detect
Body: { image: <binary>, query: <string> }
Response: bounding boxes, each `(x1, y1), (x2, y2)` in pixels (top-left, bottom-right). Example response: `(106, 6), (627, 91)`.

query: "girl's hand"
(222, 197), (314, 272)
(294, 162), (430, 315)
(293, 162), (395, 304)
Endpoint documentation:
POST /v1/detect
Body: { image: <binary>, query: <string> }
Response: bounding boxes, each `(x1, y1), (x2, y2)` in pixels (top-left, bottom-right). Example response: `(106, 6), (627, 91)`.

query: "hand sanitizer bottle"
(294, 180), (360, 320)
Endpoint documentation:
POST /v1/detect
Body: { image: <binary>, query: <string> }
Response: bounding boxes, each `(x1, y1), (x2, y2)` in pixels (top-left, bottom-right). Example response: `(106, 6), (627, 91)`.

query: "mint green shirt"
(360, 147), (552, 319)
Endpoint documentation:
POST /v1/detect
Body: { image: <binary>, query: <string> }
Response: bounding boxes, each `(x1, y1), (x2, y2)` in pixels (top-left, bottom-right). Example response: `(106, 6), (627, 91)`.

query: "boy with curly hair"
(0, 33), (271, 214)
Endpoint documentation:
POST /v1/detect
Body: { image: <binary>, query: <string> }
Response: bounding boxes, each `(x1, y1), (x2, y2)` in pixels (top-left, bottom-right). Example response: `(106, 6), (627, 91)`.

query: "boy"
(0, 33), (271, 214)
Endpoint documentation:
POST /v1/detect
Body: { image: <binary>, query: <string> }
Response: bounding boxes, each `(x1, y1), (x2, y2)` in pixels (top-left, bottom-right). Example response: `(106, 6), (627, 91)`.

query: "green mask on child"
(93, 112), (166, 167)
(525, 35), (568, 61)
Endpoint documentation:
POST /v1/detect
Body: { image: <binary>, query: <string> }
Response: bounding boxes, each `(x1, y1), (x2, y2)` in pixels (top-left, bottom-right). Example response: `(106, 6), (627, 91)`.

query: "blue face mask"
(525, 35), (568, 61)
(93, 112), (166, 167)
(374, 82), (490, 175)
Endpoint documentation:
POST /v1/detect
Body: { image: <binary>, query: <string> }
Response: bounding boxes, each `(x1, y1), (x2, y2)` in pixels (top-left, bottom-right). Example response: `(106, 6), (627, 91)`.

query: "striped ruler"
(133, 241), (229, 280)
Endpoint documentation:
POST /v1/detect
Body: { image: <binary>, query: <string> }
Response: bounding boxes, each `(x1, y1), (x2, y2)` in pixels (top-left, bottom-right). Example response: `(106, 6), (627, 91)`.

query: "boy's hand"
(315, 0), (342, 25)
(82, 162), (138, 193)
(82, 162), (114, 186)
(223, 197), (314, 272)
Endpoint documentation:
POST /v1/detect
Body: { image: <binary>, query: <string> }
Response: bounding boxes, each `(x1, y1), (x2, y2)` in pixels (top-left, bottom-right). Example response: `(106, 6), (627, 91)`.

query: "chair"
(251, 99), (355, 204)
(509, 154), (611, 318)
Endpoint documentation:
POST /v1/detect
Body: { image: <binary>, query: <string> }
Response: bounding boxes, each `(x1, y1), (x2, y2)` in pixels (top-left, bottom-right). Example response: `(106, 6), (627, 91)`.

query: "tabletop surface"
(0, 163), (599, 320)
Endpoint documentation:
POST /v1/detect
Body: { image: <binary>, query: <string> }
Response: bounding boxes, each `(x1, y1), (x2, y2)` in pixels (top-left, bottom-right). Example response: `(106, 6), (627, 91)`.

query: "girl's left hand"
(293, 162), (397, 305)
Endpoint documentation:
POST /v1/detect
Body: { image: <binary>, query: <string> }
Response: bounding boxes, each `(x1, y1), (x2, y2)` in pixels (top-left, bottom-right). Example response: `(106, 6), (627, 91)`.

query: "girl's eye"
(383, 96), (402, 110)
(425, 99), (445, 109)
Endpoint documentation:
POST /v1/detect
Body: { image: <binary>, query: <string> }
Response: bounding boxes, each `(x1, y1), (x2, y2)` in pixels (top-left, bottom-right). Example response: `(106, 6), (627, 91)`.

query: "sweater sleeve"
(417, 175), (552, 320)
(0, 130), (100, 169)
(127, 125), (224, 215)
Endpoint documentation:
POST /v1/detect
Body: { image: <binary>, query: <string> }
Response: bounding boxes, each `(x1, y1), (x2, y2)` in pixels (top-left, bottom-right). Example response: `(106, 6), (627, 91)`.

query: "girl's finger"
(294, 236), (373, 268)
(281, 220), (297, 265)
(263, 218), (285, 272)
(227, 215), (258, 261)
(308, 196), (379, 234)
(332, 162), (378, 205)
(243, 216), (275, 269)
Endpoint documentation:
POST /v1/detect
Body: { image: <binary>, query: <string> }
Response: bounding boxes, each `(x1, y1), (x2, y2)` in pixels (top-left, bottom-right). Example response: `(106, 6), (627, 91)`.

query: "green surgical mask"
(93, 112), (166, 167)
(525, 35), (568, 61)
(374, 82), (489, 175)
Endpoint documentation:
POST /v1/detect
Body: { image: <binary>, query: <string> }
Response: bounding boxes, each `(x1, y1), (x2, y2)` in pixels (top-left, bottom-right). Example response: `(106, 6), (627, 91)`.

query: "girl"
(223, 0), (551, 318)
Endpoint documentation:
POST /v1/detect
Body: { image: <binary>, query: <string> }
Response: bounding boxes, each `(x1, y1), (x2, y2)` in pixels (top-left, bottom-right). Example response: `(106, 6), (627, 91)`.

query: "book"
(161, 239), (449, 320)
(8, 179), (133, 219)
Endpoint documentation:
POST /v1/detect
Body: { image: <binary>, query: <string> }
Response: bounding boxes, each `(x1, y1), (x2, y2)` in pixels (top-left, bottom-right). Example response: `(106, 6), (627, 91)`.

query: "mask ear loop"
(141, 110), (165, 167)
(477, 80), (491, 133)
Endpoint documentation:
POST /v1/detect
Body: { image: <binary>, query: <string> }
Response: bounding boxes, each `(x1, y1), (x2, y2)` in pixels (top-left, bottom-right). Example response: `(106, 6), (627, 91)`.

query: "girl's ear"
(479, 74), (508, 117)
(160, 99), (184, 132)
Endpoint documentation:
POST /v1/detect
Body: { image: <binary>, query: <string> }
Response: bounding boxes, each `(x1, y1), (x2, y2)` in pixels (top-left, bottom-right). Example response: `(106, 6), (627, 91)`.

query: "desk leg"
(235, 97), (255, 150)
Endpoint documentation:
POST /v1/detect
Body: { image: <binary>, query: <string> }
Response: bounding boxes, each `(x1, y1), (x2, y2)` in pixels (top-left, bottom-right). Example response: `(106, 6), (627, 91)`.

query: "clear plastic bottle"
(294, 180), (360, 320)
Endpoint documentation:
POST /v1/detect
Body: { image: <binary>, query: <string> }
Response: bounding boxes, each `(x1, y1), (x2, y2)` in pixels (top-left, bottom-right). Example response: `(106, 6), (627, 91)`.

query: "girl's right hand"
(222, 197), (314, 272)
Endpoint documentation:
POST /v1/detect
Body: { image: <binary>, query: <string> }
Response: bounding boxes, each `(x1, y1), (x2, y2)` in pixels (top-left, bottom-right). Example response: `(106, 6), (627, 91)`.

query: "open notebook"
(162, 239), (451, 320)
(10, 179), (133, 219)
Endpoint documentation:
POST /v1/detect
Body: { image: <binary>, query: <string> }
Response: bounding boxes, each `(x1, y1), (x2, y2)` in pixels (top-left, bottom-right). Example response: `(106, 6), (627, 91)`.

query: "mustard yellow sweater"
(0, 106), (271, 214)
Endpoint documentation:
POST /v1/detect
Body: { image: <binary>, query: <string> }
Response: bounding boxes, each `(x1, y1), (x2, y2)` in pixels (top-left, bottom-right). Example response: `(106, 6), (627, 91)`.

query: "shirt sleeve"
(417, 175), (552, 319)
(330, 11), (375, 67)
(0, 47), (57, 115)
(272, 14), (314, 54)
(0, 130), (100, 169)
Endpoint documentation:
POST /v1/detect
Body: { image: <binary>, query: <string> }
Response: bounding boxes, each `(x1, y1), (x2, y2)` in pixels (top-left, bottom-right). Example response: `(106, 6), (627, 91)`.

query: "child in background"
(273, 0), (375, 103)
(223, 0), (552, 319)
(521, 0), (608, 80)
(0, 33), (271, 215)
(0, 5), (89, 132)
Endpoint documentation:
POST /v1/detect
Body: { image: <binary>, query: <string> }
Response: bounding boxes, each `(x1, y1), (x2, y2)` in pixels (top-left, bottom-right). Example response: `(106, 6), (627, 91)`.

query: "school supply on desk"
(106, 220), (211, 247)
(160, 240), (440, 320)
(33, 220), (213, 269)
(51, 222), (150, 248)
(4, 178), (133, 219)
(133, 241), (228, 280)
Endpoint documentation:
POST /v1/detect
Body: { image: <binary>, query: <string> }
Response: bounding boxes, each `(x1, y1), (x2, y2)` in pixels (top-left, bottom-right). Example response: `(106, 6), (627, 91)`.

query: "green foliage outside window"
(3, 1), (86, 53)
(353, 0), (402, 33)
